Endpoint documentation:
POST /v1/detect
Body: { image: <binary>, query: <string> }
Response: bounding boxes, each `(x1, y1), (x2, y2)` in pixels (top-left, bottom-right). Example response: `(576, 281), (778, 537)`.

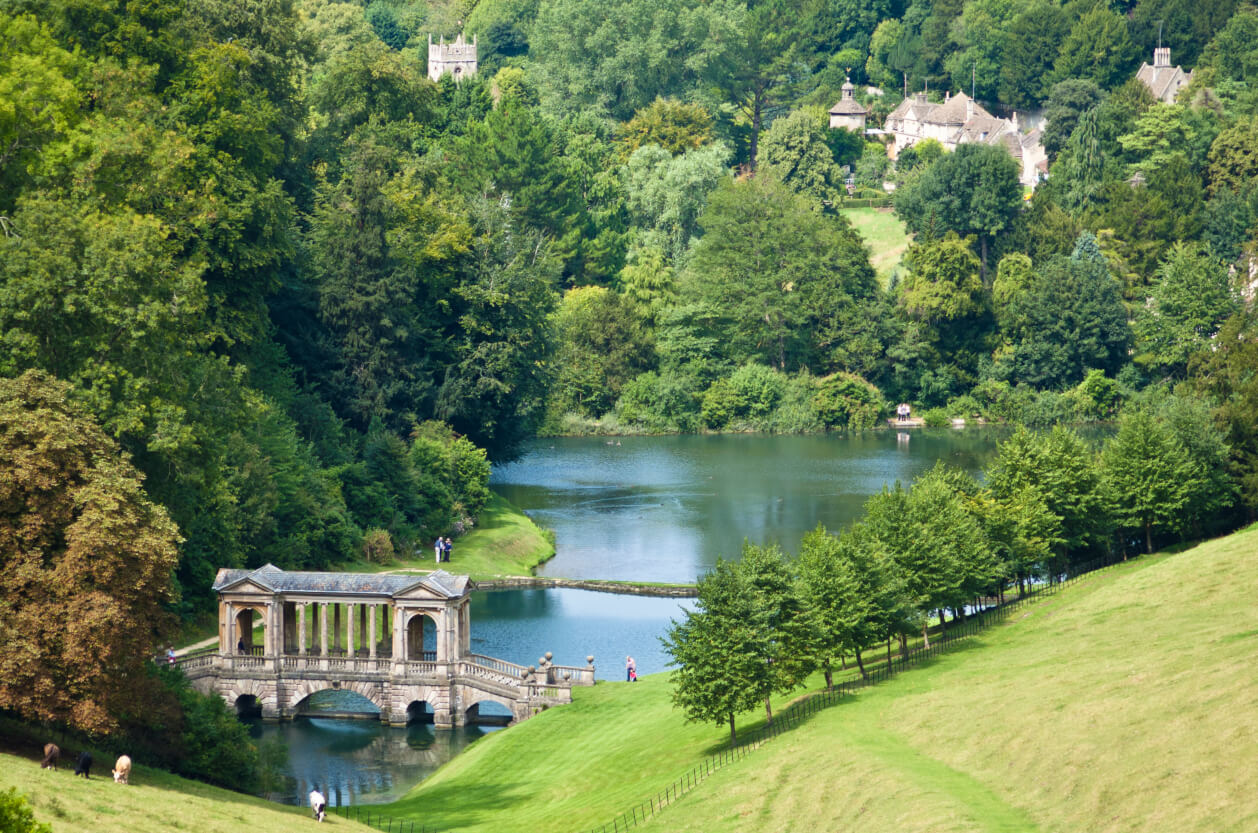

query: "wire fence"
(330, 802), (438, 832)
(581, 550), (1127, 833)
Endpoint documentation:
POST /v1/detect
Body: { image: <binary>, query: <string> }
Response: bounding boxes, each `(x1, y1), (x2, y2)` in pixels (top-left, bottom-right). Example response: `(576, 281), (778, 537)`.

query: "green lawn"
(1, 750), (371, 833)
(399, 491), (555, 579)
(378, 525), (1258, 833)
(842, 206), (911, 286)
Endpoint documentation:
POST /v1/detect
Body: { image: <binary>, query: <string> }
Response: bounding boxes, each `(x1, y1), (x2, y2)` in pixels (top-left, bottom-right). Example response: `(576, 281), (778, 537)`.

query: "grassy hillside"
(0, 751), (371, 833)
(841, 207), (910, 286)
(381, 525), (1258, 833)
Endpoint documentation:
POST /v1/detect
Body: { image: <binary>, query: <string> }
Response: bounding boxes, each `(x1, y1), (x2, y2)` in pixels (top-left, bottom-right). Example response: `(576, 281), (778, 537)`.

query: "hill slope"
(0, 754), (371, 833)
(384, 525), (1258, 833)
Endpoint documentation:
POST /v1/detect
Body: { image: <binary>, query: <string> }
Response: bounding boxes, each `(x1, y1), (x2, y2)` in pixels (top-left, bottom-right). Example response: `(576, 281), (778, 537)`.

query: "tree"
(0, 371), (180, 734)
(1189, 309), (1258, 517)
(681, 176), (877, 371)
(0, 788), (51, 833)
(1051, 6), (1138, 90)
(892, 143), (1022, 279)
(1041, 79), (1104, 163)
(622, 142), (732, 265)
(662, 556), (772, 744)
(760, 109), (847, 208)
(1134, 243), (1238, 379)
(1102, 408), (1199, 554)
(619, 98), (715, 157)
(738, 543), (811, 724)
(1206, 116), (1258, 196)
(998, 1), (1070, 108)
(797, 524), (905, 684)
(898, 234), (991, 380)
(547, 285), (652, 418)
(988, 425), (1108, 564)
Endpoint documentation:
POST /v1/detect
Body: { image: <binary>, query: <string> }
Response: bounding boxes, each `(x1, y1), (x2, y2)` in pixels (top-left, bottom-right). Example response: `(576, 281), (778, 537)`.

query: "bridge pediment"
(220, 579), (274, 596)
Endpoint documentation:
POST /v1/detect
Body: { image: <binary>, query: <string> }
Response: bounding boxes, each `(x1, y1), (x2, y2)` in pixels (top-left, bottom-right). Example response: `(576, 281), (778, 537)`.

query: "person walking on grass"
(443, 537), (453, 563)
(626, 655), (636, 682)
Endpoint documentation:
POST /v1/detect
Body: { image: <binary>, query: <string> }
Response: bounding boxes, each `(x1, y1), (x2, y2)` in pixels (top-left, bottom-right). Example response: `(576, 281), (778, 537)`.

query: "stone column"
(346, 602), (356, 660)
(358, 605), (367, 655)
(319, 603), (329, 658)
(392, 606), (404, 661)
(298, 603), (307, 656)
(368, 605), (378, 659)
(224, 601), (234, 655)
(333, 604), (342, 654)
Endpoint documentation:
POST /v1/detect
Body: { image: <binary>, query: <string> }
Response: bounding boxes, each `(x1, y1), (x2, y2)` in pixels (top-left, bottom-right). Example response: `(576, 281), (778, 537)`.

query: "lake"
(492, 429), (1010, 583)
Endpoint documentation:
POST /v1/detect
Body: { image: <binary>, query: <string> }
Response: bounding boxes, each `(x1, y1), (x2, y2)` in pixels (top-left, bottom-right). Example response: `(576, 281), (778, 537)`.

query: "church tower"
(428, 32), (477, 83)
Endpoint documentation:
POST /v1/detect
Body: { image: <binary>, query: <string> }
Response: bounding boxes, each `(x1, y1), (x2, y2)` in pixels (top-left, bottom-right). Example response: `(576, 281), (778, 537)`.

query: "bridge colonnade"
(182, 565), (592, 728)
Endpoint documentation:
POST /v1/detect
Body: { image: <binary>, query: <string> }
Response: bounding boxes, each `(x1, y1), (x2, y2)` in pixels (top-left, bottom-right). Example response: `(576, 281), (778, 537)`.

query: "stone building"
(1136, 47), (1191, 104)
(428, 32), (477, 83)
(884, 90), (1046, 188)
(828, 76), (869, 131)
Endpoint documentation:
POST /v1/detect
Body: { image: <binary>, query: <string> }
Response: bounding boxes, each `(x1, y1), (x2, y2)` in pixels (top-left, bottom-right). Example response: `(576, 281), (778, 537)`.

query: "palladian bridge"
(177, 565), (595, 727)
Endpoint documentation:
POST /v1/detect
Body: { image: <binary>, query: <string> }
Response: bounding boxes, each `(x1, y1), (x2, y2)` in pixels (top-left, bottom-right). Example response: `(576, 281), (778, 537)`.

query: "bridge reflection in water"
(248, 692), (505, 806)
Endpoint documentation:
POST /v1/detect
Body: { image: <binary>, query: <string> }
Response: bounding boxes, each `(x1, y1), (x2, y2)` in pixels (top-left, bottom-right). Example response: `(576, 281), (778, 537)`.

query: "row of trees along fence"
(583, 549), (1125, 833)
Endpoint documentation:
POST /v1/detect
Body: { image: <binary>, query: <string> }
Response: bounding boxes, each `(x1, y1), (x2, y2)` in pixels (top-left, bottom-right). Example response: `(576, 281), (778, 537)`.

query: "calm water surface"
(493, 429), (1010, 583)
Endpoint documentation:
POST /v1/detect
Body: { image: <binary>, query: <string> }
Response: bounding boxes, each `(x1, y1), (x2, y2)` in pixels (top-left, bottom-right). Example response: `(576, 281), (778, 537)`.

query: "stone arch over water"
(287, 680), (386, 715)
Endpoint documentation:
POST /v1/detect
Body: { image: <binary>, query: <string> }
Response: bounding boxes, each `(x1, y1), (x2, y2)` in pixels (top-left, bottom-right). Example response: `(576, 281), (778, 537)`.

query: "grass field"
(842, 206), (911, 286)
(377, 525), (1258, 833)
(1, 751), (370, 833)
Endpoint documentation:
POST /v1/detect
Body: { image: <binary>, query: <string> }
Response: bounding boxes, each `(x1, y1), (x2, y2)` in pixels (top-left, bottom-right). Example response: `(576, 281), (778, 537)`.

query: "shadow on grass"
(381, 778), (536, 828)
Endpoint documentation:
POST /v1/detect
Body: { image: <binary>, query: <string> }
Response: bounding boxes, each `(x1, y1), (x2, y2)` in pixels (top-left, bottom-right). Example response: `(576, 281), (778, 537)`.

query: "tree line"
(665, 399), (1236, 741)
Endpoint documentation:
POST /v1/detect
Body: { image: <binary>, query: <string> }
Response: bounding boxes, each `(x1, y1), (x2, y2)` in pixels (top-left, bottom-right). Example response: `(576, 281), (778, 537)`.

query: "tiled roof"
(1136, 63), (1190, 102)
(211, 564), (470, 598)
(829, 98), (868, 115)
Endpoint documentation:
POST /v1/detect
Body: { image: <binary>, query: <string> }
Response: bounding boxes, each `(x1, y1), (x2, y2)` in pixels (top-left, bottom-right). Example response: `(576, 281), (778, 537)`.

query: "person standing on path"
(435, 537), (443, 564)
(626, 655), (636, 682)
(443, 537), (453, 562)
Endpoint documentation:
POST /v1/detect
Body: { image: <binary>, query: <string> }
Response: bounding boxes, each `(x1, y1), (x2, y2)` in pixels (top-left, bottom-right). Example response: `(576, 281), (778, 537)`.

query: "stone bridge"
(178, 565), (594, 727)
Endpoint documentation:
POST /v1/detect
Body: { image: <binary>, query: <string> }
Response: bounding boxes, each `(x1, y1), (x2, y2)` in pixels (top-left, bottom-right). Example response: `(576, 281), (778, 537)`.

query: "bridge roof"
(212, 564), (470, 599)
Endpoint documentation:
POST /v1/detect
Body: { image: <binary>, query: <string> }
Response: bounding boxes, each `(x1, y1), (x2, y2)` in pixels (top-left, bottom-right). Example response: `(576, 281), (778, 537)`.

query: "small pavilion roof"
(212, 564), (471, 598)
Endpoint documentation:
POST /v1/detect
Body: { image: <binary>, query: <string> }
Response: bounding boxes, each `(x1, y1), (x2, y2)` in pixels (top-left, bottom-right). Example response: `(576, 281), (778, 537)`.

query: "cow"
(112, 754), (131, 785)
(40, 743), (59, 770)
(309, 787), (326, 822)
(74, 750), (92, 778)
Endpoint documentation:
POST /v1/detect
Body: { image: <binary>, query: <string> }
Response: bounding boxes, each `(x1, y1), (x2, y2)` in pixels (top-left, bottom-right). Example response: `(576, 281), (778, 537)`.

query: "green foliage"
(361, 528), (395, 564)
(760, 109), (846, 208)
(919, 407), (950, 427)
(619, 98), (715, 157)
(548, 286), (653, 419)
(1134, 242), (1238, 379)
(681, 176), (878, 372)
(700, 364), (787, 430)
(172, 675), (260, 791)
(1102, 408), (1201, 553)
(0, 788), (51, 833)
(812, 372), (885, 430)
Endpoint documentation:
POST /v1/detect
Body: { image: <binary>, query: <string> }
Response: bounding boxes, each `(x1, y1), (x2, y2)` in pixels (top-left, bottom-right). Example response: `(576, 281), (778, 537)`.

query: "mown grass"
(379, 525), (1258, 833)
(841, 206), (911, 286)
(1, 750), (371, 833)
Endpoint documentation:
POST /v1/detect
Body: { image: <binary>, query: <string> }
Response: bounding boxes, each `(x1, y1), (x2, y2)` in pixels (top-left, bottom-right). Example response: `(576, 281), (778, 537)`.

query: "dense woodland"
(5, 0), (1258, 771)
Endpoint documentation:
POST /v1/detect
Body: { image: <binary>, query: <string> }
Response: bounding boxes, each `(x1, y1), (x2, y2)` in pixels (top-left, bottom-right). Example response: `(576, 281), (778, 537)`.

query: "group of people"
(433, 536), (453, 564)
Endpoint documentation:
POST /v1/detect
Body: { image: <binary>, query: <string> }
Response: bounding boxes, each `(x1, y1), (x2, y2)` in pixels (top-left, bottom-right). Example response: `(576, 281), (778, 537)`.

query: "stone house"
(883, 90), (1046, 188)
(1135, 47), (1191, 104)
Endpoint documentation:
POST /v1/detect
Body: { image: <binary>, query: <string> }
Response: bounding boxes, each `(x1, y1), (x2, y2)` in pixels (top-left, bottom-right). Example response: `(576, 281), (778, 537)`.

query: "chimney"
(945, 91), (950, 102)
(915, 91), (927, 104)
(1154, 47), (1171, 68)
(966, 95), (975, 121)
(1011, 111), (1019, 131)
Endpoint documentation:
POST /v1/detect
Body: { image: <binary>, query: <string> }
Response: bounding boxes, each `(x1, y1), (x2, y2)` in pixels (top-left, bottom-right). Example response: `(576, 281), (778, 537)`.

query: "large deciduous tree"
(681, 176), (877, 372)
(0, 371), (180, 734)
(892, 143), (1022, 279)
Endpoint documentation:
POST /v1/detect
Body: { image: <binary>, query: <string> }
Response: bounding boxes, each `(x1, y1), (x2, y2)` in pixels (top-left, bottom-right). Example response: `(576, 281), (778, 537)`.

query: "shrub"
(1068, 369), (1123, 420)
(920, 407), (951, 427)
(615, 370), (703, 432)
(813, 372), (886, 430)
(767, 375), (822, 433)
(701, 364), (788, 430)
(945, 394), (982, 419)
(361, 529), (395, 564)
(0, 788), (51, 833)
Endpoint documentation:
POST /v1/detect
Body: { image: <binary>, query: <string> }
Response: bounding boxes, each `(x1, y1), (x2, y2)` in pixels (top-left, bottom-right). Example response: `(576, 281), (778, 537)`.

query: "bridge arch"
(285, 679), (387, 715)
(405, 700), (435, 724)
(220, 677), (277, 717)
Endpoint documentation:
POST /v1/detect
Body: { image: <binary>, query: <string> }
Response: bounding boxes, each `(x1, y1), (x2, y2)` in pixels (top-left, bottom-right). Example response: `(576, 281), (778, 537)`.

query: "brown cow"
(40, 743), (59, 770)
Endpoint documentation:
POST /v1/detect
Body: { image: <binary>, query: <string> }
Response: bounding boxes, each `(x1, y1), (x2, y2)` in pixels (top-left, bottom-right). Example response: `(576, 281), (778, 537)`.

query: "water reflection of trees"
(255, 719), (496, 807)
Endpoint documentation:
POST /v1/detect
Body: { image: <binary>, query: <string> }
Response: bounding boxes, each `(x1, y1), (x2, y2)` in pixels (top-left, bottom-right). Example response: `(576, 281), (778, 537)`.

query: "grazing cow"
(41, 743), (60, 770)
(309, 787), (326, 822)
(74, 751), (92, 778)
(112, 754), (131, 784)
